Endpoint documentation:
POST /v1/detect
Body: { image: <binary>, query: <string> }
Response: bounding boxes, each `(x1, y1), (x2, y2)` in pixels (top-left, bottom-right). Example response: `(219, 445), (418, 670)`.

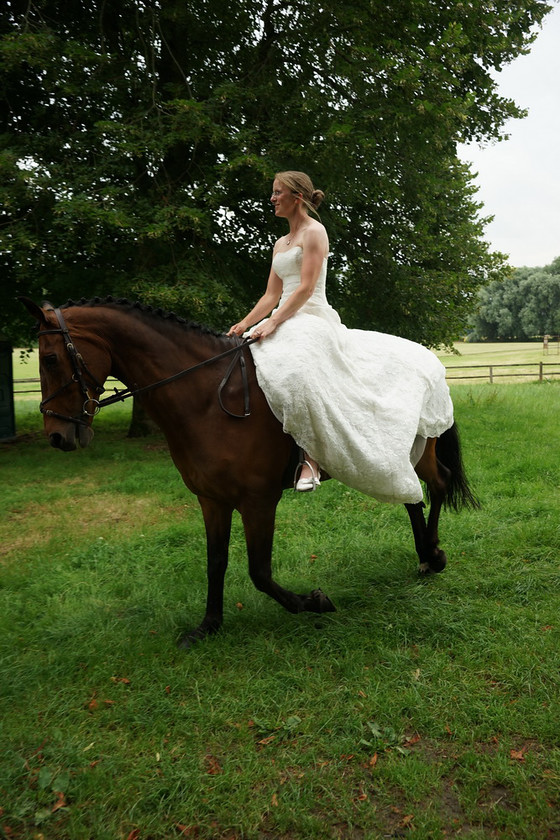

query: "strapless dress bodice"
(272, 247), (341, 326)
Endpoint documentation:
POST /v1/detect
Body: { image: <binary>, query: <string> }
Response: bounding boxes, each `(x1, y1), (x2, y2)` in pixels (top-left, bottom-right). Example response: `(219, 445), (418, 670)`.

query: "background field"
(437, 341), (560, 384)
(2, 372), (560, 838)
(438, 340), (557, 364)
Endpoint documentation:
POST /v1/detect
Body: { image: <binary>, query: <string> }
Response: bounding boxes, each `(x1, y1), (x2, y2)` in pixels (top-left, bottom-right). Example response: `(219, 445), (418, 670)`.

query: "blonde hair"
(275, 170), (325, 216)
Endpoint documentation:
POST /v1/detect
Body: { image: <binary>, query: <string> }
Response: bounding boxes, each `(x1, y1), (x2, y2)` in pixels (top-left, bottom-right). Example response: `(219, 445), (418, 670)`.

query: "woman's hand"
(250, 319), (278, 341)
(227, 321), (247, 337)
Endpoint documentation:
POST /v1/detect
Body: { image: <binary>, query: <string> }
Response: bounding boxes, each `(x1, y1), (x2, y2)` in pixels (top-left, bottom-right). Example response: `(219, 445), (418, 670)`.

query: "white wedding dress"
(248, 246), (454, 503)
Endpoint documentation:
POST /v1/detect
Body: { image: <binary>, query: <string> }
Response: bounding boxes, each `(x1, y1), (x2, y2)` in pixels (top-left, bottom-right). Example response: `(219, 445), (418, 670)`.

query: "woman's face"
(270, 179), (299, 218)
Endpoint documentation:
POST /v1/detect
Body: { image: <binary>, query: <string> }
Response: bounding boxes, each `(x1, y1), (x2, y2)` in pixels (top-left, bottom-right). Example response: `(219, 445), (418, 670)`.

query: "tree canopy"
(470, 257), (560, 340)
(0, 0), (552, 347)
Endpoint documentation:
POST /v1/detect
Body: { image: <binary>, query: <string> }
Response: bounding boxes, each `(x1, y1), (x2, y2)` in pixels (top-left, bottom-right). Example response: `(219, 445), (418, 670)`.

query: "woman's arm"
(227, 267), (283, 336)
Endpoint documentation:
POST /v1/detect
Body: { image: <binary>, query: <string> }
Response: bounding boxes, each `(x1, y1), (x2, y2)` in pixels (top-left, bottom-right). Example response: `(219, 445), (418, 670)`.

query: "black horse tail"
(434, 423), (480, 511)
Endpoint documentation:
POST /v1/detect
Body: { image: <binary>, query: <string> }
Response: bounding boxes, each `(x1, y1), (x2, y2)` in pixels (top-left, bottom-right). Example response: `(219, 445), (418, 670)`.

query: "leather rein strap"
(98, 334), (257, 419)
(39, 307), (259, 423)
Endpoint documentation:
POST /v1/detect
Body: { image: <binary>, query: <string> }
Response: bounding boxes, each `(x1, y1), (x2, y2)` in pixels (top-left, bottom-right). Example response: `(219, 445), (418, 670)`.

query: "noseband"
(38, 308), (258, 427)
(39, 307), (105, 428)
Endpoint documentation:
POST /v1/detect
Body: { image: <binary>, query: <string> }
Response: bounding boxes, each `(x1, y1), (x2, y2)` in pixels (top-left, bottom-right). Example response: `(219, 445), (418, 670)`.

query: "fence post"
(489, 365), (493, 384)
(0, 338), (16, 440)
(539, 361), (543, 381)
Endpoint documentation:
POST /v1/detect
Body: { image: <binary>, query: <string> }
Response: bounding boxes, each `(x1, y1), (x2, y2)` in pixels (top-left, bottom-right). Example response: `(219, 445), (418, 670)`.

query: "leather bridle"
(38, 307), (258, 428)
(39, 307), (106, 428)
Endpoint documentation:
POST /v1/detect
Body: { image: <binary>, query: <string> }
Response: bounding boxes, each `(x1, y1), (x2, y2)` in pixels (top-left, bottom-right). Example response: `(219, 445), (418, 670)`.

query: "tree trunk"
(127, 397), (160, 438)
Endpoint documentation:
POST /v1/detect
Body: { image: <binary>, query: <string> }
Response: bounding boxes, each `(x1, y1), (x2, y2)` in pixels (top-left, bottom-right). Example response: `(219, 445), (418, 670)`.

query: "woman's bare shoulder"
(302, 221), (329, 255)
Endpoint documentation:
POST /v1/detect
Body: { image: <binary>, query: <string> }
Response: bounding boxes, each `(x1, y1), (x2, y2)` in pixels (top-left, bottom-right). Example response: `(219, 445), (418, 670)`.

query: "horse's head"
(21, 298), (112, 451)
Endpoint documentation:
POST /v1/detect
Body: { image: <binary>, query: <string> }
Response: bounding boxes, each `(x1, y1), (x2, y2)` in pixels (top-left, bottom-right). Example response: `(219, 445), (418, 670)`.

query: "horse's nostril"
(49, 430), (77, 451)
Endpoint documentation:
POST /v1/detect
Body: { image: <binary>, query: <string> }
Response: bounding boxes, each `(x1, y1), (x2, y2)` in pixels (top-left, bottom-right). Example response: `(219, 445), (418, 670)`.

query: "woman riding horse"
(229, 171), (455, 502)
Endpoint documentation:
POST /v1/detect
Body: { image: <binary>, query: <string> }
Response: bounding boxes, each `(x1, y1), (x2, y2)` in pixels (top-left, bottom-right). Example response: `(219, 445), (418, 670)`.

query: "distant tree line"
(469, 257), (560, 341)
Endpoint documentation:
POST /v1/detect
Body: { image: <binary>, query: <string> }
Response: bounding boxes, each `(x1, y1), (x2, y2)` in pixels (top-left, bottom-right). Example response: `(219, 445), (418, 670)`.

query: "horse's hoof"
(419, 550), (447, 575)
(429, 550), (447, 573)
(177, 622), (220, 649)
(177, 630), (204, 650)
(308, 588), (337, 613)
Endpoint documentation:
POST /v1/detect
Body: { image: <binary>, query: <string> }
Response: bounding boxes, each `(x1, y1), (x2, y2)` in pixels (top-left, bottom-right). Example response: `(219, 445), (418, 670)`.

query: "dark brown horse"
(22, 297), (478, 647)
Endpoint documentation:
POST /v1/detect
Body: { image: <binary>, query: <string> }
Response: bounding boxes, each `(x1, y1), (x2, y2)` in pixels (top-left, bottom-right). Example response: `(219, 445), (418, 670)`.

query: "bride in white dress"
(228, 171), (454, 503)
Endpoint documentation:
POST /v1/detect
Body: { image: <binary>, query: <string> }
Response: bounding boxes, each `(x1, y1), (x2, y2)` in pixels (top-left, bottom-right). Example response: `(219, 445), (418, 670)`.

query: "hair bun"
(311, 189), (325, 209)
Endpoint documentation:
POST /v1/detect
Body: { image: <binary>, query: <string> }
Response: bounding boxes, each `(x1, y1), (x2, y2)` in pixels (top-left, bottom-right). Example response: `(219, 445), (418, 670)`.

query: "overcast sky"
(458, 3), (560, 268)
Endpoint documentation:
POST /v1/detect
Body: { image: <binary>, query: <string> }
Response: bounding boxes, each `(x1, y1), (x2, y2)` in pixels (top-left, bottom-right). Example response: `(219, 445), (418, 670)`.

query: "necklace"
(286, 223), (307, 245)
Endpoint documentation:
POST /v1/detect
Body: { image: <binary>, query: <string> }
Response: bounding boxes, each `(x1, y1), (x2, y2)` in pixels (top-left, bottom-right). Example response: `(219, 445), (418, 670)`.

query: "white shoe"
(295, 461), (321, 492)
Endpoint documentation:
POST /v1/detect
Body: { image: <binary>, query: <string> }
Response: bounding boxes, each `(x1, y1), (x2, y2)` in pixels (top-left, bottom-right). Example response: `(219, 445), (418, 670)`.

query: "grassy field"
(12, 350), (39, 382)
(1, 381), (560, 839)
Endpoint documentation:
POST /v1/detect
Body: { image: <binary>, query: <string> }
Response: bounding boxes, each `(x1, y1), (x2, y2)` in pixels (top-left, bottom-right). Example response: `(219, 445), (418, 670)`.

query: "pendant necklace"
(286, 223), (305, 245)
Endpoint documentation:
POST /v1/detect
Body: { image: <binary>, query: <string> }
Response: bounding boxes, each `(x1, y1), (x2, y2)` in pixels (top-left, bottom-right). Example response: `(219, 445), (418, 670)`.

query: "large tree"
(0, 0), (552, 347)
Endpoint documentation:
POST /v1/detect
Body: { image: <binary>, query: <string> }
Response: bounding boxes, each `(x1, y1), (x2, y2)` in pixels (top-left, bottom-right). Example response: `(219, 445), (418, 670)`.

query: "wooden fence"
(445, 362), (560, 383)
(14, 376), (121, 396)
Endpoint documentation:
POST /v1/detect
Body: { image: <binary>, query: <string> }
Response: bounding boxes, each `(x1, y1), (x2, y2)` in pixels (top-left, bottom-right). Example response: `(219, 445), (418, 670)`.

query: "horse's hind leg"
(408, 438), (450, 574)
(178, 497), (233, 648)
(241, 498), (336, 616)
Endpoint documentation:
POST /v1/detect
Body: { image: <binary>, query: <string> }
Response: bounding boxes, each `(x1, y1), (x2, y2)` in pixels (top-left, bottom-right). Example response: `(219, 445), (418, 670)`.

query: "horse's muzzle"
(48, 423), (93, 451)
(49, 430), (77, 451)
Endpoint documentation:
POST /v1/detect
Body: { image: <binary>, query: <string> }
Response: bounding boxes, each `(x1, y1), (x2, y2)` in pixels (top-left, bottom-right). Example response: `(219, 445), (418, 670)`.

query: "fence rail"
(14, 376), (121, 396)
(445, 362), (560, 382)
(13, 363), (560, 396)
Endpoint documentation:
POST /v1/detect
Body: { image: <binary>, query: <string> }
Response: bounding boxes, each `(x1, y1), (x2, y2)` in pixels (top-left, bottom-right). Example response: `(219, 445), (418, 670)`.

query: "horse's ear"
(19, 296), (50, 325)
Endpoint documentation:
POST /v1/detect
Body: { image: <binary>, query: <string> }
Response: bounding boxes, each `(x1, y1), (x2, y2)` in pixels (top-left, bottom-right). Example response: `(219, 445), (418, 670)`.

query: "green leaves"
(360, 721), (414, 756)
(251, 715), (304, 745)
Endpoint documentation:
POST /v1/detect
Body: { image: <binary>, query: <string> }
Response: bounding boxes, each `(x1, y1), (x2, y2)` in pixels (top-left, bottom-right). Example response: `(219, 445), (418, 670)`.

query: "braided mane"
(59, 296), (225, 339)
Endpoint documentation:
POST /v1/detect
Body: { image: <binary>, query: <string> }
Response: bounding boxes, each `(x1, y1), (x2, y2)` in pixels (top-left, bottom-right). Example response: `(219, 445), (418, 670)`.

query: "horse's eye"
(43, 354), (58, 368)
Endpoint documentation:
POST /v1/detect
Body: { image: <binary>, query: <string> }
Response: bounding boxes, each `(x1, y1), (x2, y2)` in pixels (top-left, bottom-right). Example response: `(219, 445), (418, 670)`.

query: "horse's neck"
(102, 311), (221, 386)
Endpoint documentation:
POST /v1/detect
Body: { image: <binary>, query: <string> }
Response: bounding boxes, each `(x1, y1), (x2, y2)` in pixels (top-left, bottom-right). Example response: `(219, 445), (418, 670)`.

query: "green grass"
(1, 384), (560, 839)
(12, 349), (39, 380)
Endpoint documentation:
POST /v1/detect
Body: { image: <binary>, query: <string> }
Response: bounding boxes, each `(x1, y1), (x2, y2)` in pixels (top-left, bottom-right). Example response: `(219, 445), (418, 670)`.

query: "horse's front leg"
(178, 497), (233, 648)
(241, 498), (336, 616)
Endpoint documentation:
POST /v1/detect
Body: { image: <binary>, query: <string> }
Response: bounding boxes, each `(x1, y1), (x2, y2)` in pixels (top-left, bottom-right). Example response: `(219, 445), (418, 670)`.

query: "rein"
(97, 335), (258, 418)
(39, 307), (260, 427)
